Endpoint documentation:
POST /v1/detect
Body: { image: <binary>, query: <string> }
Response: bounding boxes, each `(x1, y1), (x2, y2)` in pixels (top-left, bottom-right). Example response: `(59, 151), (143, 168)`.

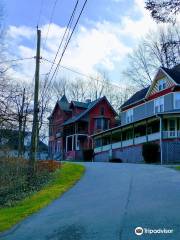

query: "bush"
(83, 149), (94, 161)
(142, 142), (160, 163)
(0, 158), (61, 207)
(109, 158), (122, 163)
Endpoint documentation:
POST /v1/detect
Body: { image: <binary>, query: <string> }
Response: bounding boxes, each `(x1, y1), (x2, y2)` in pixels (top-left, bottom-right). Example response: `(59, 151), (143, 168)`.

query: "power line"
(42, 57), (123, 89)
(47, 0), (79, 79)
(43, 0), (59, 47)
(37, 0), (45, 27)
(50, 0), (88, 82)
(0, 57), (35, 65)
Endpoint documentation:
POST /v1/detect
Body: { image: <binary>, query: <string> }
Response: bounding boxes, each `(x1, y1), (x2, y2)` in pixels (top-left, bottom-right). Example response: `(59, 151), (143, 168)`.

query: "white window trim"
(154, 96), (164, 114)
(158, 78), (167, 92)
(173, 92), (180, 110)
(126, 109), (134, 124)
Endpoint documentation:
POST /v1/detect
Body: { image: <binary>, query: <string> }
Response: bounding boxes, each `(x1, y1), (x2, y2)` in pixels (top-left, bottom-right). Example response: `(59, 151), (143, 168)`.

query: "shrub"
(0, 158), (61, 207)
(109, 158), (122, 163)
(83, 149), (94, 161)
(142, 142), (160, 163)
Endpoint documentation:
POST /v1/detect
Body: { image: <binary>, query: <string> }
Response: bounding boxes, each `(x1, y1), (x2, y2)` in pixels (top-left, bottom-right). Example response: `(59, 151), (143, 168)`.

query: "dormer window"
(126, 109), (133, 123)
(158, 79), (166, 91)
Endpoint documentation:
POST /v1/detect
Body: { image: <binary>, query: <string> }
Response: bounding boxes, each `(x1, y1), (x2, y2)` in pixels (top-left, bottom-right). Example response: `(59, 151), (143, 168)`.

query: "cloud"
(5, 0), (165, 83)
(6, 21), (131, 82)
(7, 25), (35, 40)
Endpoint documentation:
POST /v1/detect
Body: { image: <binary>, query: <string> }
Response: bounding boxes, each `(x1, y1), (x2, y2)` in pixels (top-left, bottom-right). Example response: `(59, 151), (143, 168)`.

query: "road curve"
(1, 163), (180, 240)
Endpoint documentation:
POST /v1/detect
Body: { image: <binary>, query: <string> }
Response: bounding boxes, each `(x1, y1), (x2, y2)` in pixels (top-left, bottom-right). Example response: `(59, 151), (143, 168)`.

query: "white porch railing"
(122, 139), (133, 147)
(94, 131), (180, 153)
(148, 132), (160, 141)
(102, 145), (111, 152)
(134, 136), (146, 144)
(112, 142), (121, 149)
(163, 131), (180, 138)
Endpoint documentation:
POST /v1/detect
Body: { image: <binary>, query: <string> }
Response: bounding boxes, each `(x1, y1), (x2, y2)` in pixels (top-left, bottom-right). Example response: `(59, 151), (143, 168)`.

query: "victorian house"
(92, 64), (180, 164)
(48, 95), (117, 160)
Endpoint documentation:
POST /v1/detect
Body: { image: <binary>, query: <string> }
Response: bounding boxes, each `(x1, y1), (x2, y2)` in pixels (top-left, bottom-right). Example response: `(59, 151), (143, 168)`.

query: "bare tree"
(68, 78), (88, 101)
(145, 0), (180, 24)
(52, 77), (68, 100)
(123, 25), (180, 88)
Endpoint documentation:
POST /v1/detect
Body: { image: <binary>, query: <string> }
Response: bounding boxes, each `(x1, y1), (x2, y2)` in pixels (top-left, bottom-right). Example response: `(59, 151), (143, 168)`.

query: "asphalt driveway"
(1, 163), (180, 240)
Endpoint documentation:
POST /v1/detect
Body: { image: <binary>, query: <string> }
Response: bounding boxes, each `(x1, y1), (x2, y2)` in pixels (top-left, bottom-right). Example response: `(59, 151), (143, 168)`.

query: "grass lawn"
(174, 166), (180, 171)
(0, 163), (85, 233)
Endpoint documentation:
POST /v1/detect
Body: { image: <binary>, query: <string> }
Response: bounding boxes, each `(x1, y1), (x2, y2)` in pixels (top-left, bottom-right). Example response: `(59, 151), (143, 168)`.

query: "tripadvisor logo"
(135, 227), (143, 236)
(134, 226), (174, 236)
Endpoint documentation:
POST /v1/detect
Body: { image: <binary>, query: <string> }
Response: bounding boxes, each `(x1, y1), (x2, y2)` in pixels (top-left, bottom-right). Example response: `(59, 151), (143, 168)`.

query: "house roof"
(162, 65), (180, 84)
(121, 64), (180, 110)
(62, 96), (117, 126)
(121, 86), (150, 110)
(70, 101), (90, 109)
(57, 95), (71, 112)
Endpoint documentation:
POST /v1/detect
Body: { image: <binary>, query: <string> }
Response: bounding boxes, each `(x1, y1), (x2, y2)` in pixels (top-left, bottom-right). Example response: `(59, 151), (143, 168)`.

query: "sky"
(2, 0), (159, 85)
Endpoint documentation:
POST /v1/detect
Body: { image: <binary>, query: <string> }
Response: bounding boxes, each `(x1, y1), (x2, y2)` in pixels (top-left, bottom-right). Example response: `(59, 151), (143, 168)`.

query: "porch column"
(158, 115), (163, 165)
(72, 135), (74, 151)
(133, 124), (135, 145)
(66, 136), (68, 152)
(120, 128), (122, 148)
(146, 119), (148, 142)
(101, 133), (104, 152)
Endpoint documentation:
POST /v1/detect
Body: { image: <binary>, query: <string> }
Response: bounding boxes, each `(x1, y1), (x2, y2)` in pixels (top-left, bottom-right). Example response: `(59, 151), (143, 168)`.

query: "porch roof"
(92, 111), (180, 138)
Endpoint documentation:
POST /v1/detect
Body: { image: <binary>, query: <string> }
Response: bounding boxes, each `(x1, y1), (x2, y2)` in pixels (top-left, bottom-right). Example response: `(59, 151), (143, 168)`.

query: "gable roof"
(48, 95), (71, 120)
(162, 65), (180, 84)
(121, 86), (150, 110)
(121, 64), (180, 110)
(57, 95), (71, 112)
(70, 101), (89, 109)
(62, 96), (117, 126)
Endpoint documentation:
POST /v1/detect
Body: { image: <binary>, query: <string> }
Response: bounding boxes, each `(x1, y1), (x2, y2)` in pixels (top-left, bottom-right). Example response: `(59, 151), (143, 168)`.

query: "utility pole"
(29, 27), (41, 174)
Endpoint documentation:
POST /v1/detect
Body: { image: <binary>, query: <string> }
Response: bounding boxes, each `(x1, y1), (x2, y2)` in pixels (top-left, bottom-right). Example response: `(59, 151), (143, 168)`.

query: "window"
(96, 119), (102, 129)
(126, 109), (133, 123)
(100, 107), (105, 115)
(169, 119), (176, 131)
(174, 93), (180, 109)
(158, 79), (166, 91)
(95, 118), (109, 130)
(154, 97), (164, 113)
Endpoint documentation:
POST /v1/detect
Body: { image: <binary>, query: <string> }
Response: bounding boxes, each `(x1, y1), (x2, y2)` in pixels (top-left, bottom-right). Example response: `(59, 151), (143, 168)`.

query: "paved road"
(1, 163), (180, 240)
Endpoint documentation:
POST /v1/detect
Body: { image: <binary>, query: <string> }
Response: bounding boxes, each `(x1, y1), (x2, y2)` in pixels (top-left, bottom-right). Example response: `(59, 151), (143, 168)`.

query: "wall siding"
(121, 93), (174, 125)
(164, 93), (173, 111)
(162, 140), (180, 163)
(94, 145), (144, 163)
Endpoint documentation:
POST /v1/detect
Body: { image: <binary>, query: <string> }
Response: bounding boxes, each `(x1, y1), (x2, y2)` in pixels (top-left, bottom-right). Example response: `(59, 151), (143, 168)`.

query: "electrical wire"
(49, 0), (88, 83)
(47, 0), (79, 80)
(0, 57), (35, 65)
(42, 57), (122, 89)
(43, 0), (59, 47)
(37, 0), (45, 27)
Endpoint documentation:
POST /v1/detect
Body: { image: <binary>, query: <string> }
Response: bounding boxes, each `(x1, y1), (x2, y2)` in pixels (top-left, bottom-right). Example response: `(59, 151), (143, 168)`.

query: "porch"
(66, 134), (89, 152)
(94, 116), (180, 153)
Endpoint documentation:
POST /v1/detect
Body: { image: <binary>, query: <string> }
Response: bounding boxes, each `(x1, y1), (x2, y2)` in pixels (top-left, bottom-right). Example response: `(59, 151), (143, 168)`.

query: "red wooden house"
(48, 95), (117, 161)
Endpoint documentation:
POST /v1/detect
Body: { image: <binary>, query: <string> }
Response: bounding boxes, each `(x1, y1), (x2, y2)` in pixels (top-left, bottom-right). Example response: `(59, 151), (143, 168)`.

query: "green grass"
(0, 163), (85, 233)
(174, 166), (180, 171)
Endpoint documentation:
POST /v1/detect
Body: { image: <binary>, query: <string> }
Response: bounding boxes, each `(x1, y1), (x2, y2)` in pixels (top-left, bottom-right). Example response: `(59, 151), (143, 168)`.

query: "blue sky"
(5, 0), (134, 27)
(3, 0), (158, 84)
